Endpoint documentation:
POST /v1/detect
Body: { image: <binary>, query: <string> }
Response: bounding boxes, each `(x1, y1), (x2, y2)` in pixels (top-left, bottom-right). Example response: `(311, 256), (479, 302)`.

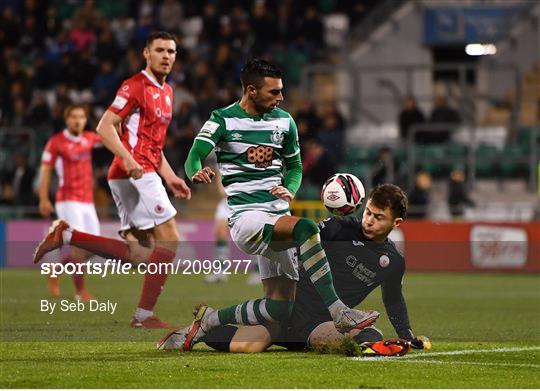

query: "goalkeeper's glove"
(408, 335), (431, 350)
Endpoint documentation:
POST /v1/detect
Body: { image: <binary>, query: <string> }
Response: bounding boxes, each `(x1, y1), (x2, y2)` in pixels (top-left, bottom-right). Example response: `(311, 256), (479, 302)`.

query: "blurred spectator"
(166, 101), (199, 177)
(32, 56), (56, 90)
(448, 167), (475, 219)
(0, 6), (21, 48)
(295, 100), (320, 143)
(93, 60), (120, 107)
(399, 95), (425, 142)
(318, 103), (346, 165)
(159, 0), (183, 35)
(71, 49), (98, 92)
(45, 28), (74, 64)
(111, 15), (135, 50)
(430, 95), (461, 123)
(251, 1), (278, 56)
(408, 171), (432, 219)
(11, 97), (29, 127)
(19, 14), (44, 57)
(72, 0), (107, 32)
(133, 14), (154, 48)
(293, 5), (324, 51)
(0, 152), (36, 206)
(303, 138), (336, 187)
(201, 2), (221, 44)
(27, 93), (52, 129)
(425, 95), (461, 144)
(371, 147), (395, 186)
(95, 26), (120, 65)
(44, 5), (62, 39)
(121, 47), (144, 76)
(212, 43), (237, 87)
(70, 17), (96, 53)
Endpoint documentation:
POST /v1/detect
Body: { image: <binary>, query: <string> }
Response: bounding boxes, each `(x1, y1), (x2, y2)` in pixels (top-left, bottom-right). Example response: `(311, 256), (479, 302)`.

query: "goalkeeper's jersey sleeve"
(204, 101), (300, 215)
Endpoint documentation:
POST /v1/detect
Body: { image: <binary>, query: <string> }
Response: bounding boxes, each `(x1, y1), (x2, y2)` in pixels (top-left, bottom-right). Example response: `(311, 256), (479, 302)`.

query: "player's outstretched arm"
(38, 165), (54, 217)
(382, 278), (430, 349)
(96, 110), (143, 179)
(158, 152), (191, 199)
(184, 139), (215, 184)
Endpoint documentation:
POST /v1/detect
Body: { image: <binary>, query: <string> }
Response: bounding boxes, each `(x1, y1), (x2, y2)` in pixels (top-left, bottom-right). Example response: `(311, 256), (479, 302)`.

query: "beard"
(252, 96), (273, 115)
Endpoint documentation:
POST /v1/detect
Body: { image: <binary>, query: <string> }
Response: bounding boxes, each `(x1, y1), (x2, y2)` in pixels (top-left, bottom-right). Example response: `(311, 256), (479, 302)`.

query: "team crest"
(271, 127), (284, 145)
(155, 205), (164, 214)
(165, 95), (171, 106)
(379, 255), (390, 268)
(346, 255), (357, 267)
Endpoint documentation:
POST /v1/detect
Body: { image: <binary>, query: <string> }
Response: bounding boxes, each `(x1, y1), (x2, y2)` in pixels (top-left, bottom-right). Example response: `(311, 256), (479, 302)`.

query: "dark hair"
(146, 31), (177, 48)
(368, 184), (408, 219)
(240, 59), (282, 90)
(64, 103), (89, 119)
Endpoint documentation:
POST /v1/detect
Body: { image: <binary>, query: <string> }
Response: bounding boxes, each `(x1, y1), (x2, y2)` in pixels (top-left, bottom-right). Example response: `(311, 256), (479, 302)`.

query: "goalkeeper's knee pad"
(265, 299), (294, 322)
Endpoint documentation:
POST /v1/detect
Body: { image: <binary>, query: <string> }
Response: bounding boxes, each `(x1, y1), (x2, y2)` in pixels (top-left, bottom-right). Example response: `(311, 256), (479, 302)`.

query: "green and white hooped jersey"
(195, 101), (300, 216)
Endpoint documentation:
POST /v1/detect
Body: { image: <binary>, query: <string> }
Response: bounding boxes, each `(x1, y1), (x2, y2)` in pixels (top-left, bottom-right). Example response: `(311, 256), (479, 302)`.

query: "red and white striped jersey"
(41, 130), (101, 203)
(107, 70), (174, 180)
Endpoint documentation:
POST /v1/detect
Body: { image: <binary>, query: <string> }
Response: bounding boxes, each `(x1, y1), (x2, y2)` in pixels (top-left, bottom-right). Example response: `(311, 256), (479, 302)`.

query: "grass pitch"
(1, 269), (539, 388)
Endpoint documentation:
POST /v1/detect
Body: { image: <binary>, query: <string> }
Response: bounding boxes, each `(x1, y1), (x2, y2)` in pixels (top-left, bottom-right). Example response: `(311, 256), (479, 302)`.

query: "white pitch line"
(351, 346), (540, 361)
(407, 346), (540, 358)
(397, 359), (540, 368)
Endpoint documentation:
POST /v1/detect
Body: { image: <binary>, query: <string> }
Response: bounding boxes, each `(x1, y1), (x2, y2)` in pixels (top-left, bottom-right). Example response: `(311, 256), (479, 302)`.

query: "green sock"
(217, 298), (292, 325)
(293, 219), (342, 307)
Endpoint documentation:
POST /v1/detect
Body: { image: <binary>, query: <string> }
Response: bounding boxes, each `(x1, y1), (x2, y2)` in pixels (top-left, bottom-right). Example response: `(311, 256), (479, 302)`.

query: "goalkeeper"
(159, 184), (430, 353)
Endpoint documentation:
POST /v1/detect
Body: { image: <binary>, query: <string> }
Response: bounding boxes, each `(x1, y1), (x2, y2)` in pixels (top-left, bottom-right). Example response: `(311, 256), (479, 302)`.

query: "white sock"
(62, 228), (73, 244)
(134, 308), (153, 322)
(328, 299), (347, 320)
(203, 310), (220, 331)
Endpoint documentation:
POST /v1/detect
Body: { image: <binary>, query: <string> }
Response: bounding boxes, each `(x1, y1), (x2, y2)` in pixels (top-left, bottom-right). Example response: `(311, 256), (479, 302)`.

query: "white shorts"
(229, 210), (299, 281)
(214, 198), (232, 221)
(55, 201), (100, 235)
(108, 172), (176, 233)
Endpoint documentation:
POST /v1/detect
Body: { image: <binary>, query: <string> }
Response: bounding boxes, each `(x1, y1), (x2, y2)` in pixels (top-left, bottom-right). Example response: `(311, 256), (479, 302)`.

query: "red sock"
(137, 247), (176, 311)
(70, 230), (130, 260)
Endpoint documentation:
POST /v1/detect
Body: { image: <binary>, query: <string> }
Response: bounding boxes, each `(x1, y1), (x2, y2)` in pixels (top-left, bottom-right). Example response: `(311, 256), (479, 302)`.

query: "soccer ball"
(321, 173), (365, 216)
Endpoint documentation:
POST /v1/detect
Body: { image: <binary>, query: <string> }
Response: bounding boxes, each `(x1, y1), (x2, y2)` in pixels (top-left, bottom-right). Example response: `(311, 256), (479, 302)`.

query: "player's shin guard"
(217, 298), (293, 325)
(136, 247), (176, 311)
(70, 230), (130, 260)
(293, 219), (341, 308)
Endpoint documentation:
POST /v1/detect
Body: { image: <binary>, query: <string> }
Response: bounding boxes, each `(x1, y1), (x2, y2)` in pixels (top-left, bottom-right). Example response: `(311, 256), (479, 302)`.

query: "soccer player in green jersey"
(180, 59), (379, 351)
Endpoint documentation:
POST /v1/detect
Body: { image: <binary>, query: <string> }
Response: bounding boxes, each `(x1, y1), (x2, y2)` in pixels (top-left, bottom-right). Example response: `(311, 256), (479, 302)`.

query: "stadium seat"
(345, 146), (377, 164)
(445, 143), (468, 159)
(475, 144), (499, 177)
